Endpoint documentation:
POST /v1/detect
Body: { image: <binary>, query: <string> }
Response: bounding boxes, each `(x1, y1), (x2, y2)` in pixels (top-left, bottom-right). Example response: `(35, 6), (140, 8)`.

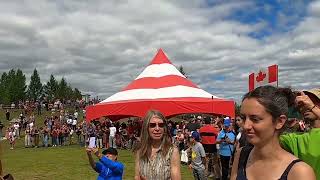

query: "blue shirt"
(217, 130), (235, 157)
(95, 156), (124, 180)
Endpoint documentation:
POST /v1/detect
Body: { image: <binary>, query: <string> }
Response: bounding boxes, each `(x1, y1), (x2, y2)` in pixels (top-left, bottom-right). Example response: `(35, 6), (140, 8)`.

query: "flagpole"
(277, 65), (279, 87)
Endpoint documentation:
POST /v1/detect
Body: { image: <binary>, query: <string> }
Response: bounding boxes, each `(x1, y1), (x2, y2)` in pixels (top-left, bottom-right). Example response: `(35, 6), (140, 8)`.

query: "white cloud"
(0, 0), (319, 104)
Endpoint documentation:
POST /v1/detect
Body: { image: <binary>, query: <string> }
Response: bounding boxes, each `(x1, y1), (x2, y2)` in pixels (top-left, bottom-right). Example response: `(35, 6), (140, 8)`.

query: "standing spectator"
(74, 110), (79, 120)
(134, 109), (181, 180)
(37, 101), (42, 115)
(33, 127), (40, 148)
(199, 117), (220, 179)
(109, 124), (117, 149)
(13, 122), (20, 139)
(176, 130), (185, 152)
(217, 118), (235, 180)
(25, 126), (31, 148)
(187, 118), (201, 132)
(42, 127), (49, 147)
(76, 126), (82, 146)
(8, 128), (15, 150)
(82, 123), (87, 147)
(87, 123), (96, 148)
(51, 127), (59, 147)
(96, 126), (104, 149)
(189, 131), (206, 180)
(72, 118), (77, 131)
(69, 127), (73, 145)
(5, 110), (10, 121)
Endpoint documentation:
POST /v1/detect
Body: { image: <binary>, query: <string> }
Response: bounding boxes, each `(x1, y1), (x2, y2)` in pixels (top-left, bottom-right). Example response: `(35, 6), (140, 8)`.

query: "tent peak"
(150, 49), (173, 65)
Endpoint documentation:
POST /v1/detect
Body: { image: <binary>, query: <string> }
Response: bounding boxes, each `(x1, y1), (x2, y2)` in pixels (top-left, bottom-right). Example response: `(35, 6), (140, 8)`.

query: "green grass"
(0, 109), (194, 180)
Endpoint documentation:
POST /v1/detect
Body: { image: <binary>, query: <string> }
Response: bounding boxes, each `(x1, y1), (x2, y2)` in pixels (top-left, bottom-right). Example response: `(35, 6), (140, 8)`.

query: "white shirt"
(14, 124), (20, 130)
(109, 127), (116, 137)
(72, 119), (77, 126)
(29, 122), (34, 128)
(74, 112), (78, 118)
(236, 132), (242, 141)
(67, 118), (73, 124)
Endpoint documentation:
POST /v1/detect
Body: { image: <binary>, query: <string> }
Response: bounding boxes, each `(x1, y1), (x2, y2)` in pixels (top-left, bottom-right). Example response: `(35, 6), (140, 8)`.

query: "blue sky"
(0, 0), (319, 103)
(229, 0), (312, 39)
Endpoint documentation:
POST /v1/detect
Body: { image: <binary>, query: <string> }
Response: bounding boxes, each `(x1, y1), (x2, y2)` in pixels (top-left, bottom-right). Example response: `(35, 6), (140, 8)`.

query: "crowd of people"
(1, 86), (319, 180)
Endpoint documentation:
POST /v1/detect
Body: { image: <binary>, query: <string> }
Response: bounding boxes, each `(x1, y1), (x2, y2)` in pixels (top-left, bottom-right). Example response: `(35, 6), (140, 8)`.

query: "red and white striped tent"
(86, 49), (235, 121)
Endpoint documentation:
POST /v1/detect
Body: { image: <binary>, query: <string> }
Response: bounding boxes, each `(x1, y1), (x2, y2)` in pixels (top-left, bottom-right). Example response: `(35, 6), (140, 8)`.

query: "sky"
(0, 0), (320, 103)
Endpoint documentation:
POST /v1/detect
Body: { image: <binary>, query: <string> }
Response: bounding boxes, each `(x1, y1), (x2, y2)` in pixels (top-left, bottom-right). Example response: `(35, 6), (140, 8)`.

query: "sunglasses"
(149, 122), (165, 128)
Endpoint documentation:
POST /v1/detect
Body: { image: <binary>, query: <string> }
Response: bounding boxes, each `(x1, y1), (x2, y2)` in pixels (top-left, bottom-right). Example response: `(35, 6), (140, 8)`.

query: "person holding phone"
(217, 118), (236, 180)
(86, 147), (124, 180)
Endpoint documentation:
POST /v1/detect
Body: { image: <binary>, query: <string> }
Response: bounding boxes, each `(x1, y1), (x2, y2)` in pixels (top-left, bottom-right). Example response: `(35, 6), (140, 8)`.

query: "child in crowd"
(189, 131), (207, 180)
(8, 128), (15, 150)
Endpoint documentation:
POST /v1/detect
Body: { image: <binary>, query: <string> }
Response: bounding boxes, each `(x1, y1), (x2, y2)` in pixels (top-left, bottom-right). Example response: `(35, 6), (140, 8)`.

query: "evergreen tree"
(0, 72), (9, 104)
(178, 65), (188, 78)
(7, 69), (16, 103)
(14, 69), (27, 102)
(56, 77), (67, 99)
(27, 68), (43, 101)
(44, 74), (58, 100)
(73, 88), (82, 100)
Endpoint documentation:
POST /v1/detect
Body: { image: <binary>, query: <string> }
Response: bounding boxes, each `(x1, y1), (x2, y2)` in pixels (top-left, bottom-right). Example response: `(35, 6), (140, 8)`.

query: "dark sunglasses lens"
(149, 123), (156, 128)
(149, 123), (165, 128)
(158, 123), (165, 128)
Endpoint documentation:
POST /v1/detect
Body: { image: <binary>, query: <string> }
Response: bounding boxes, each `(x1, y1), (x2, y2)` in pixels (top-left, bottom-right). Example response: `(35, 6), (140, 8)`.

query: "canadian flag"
(249, 64), (278, 91)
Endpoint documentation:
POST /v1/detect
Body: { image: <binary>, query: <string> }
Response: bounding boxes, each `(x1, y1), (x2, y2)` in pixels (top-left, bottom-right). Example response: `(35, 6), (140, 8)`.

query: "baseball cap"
(191, 131), (201, 142)
(223, 117), (231, 127)
(102, 147), (118, 156)
(303, 88), (320, 102)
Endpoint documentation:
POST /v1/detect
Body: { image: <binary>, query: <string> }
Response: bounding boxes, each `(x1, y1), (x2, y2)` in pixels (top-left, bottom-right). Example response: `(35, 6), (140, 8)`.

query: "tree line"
(0, 68), (82, 105)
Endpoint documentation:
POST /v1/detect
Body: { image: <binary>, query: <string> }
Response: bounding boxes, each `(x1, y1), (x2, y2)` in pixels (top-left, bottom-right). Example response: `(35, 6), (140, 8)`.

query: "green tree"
(0, 69), (26, 104)
(14, 69), (27, 102)
(44, 74), (58, 101)
(73, 88), (82, 100)
(0, 72), (9, 104)
(56, 77), (68, 99)
(27, 68), (43, 101)
(178, 65), (187, 78)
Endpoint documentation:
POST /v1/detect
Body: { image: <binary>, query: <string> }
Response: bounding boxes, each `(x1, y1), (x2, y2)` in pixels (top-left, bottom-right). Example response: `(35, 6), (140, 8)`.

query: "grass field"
(0, 109), (194, 180)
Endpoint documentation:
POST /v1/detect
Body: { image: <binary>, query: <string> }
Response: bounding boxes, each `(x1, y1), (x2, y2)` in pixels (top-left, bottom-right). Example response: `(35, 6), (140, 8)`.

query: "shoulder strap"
(278, 159), (302, 180)
(237, 145), (254, 177)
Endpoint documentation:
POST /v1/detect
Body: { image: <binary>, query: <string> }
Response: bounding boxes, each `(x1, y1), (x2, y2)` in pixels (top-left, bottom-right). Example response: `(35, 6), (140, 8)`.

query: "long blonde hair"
(135, 109), (172, 160)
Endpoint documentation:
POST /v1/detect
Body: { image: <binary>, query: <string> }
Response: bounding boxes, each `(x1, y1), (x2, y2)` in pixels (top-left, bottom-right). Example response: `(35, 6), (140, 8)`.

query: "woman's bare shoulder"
(288, 160), (316, 180)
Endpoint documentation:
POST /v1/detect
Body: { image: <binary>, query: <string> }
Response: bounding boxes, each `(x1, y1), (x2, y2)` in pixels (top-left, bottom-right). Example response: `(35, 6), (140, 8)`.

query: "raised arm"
(86, 148), (98, 172)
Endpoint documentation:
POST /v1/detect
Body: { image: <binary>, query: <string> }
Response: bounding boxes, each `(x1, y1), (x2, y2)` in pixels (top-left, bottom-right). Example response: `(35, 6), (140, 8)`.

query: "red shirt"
(199, 124), (218, 144)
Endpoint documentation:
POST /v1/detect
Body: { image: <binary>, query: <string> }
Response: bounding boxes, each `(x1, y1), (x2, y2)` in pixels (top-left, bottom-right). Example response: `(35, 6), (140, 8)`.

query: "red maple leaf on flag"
(256, 71), (266, 82)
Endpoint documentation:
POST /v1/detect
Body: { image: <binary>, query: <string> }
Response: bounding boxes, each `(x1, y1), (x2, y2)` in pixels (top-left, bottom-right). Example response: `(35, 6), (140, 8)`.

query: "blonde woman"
(134, 110), (181, 180)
